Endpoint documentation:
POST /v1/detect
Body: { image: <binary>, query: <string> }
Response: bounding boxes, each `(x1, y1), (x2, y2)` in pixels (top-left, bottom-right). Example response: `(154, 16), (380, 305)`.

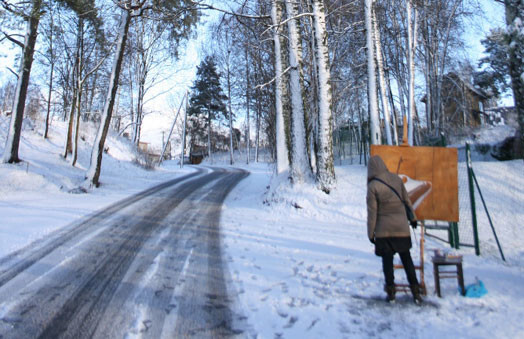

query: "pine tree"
(187, 56), (228, 156)
(504, 0), (524, 157)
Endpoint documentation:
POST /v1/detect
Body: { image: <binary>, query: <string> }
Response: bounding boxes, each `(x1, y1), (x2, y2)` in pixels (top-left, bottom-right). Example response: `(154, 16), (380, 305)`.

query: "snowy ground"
(1, 115), (524, 338)
(221, 162), (524, 338)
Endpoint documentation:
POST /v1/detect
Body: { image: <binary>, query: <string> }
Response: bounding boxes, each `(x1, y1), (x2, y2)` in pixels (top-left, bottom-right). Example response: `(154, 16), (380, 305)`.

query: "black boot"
(410, 284), (423, 305)
(384, 285), (396, 303)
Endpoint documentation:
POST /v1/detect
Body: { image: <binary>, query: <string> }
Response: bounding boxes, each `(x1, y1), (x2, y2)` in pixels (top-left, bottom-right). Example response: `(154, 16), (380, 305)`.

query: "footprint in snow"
(283, 316), (298, 328)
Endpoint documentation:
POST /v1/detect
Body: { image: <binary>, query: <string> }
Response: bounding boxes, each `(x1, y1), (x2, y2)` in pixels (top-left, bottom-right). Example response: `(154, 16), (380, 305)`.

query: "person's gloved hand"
(369, 237), (375, 244)
(410, 220), (418, 229)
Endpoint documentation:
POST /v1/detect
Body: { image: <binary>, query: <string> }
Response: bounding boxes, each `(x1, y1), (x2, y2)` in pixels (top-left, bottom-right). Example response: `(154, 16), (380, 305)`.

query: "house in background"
(422, 73), (494, 132)
(484, 106), (518, 127)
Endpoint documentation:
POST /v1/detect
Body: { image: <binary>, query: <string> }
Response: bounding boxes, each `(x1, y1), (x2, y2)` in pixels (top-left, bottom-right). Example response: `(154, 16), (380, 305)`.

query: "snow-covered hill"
(0, 115), (194, 256)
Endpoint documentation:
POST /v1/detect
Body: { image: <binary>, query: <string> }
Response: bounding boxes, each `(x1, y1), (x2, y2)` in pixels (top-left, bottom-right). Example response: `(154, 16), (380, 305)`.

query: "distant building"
(422, 73), (493, 130)
(484, 106), (518, 127)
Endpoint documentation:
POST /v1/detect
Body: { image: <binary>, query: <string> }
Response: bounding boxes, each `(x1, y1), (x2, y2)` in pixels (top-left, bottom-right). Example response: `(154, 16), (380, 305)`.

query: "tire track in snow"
(0, 167), (248, 338)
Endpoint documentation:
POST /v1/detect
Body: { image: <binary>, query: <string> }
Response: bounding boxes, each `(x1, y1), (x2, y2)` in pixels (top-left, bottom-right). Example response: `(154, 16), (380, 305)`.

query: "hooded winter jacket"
(367, 155), (416, 240)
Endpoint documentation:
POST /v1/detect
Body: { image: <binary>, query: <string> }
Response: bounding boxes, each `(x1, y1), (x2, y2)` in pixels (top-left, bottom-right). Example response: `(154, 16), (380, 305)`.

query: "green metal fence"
(425, 143), (507, 261)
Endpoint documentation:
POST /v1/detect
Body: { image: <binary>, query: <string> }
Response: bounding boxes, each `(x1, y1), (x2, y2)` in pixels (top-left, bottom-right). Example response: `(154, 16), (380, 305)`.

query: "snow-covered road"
(0, 167), (248, 338)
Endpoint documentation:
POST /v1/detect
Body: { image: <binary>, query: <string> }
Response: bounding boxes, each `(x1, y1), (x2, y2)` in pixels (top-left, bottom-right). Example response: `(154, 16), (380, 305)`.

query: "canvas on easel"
(369, 123), (459, 295)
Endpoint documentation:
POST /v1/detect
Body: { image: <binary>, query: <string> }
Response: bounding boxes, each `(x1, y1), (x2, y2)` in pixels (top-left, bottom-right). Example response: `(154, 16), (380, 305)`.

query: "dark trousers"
(382, 251), (419, 287)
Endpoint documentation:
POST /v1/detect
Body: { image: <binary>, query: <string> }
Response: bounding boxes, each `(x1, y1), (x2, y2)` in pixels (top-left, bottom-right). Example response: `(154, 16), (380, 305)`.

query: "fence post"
(449, 222), (460, 249)
(466, 143), (480, 256)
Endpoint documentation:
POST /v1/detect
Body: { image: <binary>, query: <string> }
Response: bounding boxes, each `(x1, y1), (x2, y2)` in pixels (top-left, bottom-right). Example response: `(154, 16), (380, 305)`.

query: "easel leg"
(420, 221), (426, 295)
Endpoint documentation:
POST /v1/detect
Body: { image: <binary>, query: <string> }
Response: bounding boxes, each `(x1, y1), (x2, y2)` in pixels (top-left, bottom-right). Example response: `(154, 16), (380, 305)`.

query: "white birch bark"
(227, 50), (234, 165)
(365, 0), (381, 145)
(407, 0), (417, 146)
(245, 47), (250, 164)
(311, 0), (335, 192)
(373, 10), (393, 145)
(180, 91), (188, 168)
(285, 0), (312, 183)
(271, 0), (289, 174)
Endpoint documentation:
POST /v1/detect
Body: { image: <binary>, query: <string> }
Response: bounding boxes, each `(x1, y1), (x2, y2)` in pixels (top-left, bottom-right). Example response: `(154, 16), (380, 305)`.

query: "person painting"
(366, 155), (423, 304)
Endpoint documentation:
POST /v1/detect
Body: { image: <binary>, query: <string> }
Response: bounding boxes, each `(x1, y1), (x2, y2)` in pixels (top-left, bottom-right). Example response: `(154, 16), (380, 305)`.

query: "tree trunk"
(407, 0), (417, 145)
(365, 0), (381, 145)
(63, 87), (77, 158)
(504, 0), (524, 158)
(180, 92), (188, 168)
(85, 10), (131, 187)
(311, 0), (335, 192)
(255, 49), (261, 163)
(271, 0), (289, 174)
(207, 110), (212, 160)
(71, 18), (85, 167)
(245, 46), (250, 164)
(373, 9), (393, 145)
(285, 0), (312, 183)
(2, 0), (42, 163)
(71, 80), (83, 166)
(44, 62), (54, 139)
(227, 50), (234, 165)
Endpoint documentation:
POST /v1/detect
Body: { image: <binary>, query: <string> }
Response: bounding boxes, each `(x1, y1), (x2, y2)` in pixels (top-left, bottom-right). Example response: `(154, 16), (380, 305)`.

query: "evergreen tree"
(474, 28), (511, 98)
(187, 56), (228, 155)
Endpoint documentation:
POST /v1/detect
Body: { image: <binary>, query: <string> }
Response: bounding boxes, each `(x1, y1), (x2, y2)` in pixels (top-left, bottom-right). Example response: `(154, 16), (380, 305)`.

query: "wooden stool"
(432, 256), (465, 297)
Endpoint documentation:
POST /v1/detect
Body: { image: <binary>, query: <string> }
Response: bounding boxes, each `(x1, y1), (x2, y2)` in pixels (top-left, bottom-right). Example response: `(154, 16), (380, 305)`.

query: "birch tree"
(271, 0), (289, 174)
(373, 8), (393, 145)
(365, 0), (381, 145)
(406, 0), (417, 145)
(311, 0), (335, 192)
(284, 0), (313, 183)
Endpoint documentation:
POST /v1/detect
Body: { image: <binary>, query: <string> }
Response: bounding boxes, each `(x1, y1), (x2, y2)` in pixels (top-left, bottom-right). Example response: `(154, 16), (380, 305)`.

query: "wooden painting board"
(370, 145), (459, 222)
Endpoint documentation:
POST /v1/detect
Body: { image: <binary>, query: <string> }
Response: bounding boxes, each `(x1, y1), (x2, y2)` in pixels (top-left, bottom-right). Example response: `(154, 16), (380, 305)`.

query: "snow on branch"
(191, 1), (270, 19)
(255, 66), (293, 90)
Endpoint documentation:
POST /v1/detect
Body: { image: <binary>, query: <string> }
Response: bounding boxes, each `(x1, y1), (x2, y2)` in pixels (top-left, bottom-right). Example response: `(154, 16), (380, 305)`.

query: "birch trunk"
(373, 10), (393, 145)
(284, 0), (312, 183)
(365, 0), (381, 145)
(255, 50), (261, 163)
(271, 0), (289, 174)
(208, 110), (212, 160)
(2, 0), (42, 163)
(85, 10), (131, 187)
(407, 0), (416, 145)
(245, 46), (250, 164)
(180, 92), (188, 168)
(227, 50), (234, 165)
(311, 0), (335, 192)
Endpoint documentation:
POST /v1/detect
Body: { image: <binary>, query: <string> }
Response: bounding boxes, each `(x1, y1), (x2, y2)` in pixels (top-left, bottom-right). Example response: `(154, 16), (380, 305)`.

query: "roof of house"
(420, 72), (490, 103)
